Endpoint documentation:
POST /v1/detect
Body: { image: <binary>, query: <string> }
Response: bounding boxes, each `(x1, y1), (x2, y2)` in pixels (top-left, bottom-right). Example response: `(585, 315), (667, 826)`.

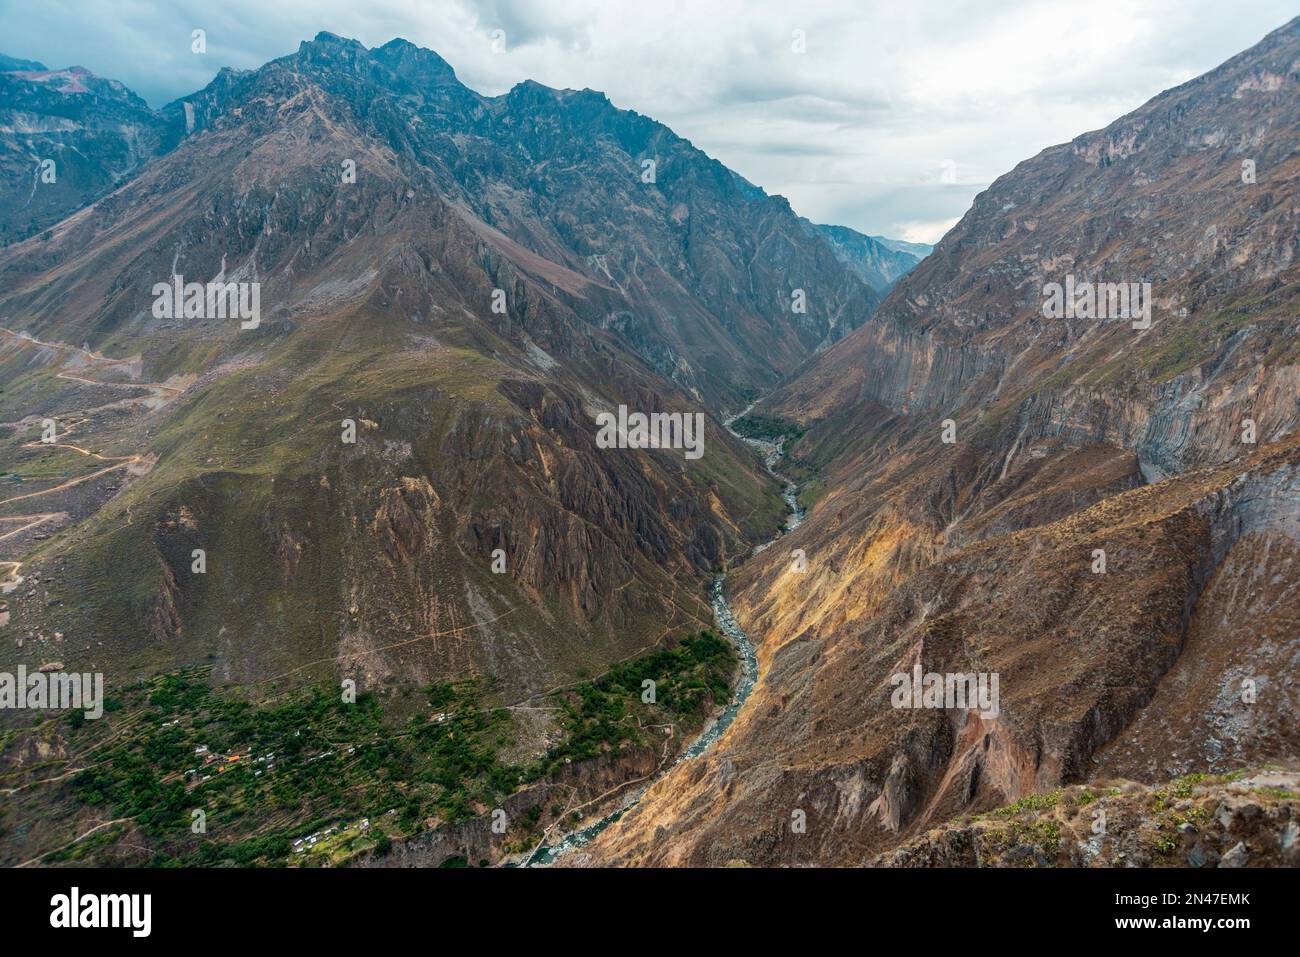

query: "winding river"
(524, 408), (802, 866)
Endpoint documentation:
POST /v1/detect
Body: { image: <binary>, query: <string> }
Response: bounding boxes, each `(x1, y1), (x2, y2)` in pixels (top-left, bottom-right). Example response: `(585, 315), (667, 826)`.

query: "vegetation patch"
(986, 789), (1062, 818)
(731, 413), (807, 446)
(8, 629), (736, 867)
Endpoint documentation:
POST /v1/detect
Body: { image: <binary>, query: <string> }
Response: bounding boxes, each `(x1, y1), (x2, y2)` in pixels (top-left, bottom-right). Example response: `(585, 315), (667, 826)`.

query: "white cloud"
(896, 219), (962, 246)
(4, 0), (1295, 242)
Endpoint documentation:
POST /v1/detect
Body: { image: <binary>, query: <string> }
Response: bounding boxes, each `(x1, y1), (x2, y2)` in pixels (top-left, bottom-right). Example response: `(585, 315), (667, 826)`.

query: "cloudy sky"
(2, 0), (1295, 242)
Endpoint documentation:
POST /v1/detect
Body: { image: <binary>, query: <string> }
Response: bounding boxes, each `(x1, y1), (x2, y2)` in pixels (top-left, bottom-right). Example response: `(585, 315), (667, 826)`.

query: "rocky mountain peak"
(373, 37), (461, 88)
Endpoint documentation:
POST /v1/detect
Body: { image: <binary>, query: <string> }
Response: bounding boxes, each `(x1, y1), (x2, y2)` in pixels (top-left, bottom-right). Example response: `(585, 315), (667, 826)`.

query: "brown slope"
(578, 433), (1300, 867)
(0, 36), (795, 712)
(873, 770), (1300, 868)
(578, 16), (1300, 866)
(772, 16), (1300, 475)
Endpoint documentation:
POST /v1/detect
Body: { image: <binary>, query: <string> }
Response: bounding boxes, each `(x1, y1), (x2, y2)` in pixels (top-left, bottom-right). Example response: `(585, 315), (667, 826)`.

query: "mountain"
(0, 57), (181, 245)
(0, 34), (880, 865)
(0, 55), (47, 72)
(800, 220), (929, 295)
(871, 236), (934, 259)
(579, 16), (1300, 866)
(0, 29), (882, 691)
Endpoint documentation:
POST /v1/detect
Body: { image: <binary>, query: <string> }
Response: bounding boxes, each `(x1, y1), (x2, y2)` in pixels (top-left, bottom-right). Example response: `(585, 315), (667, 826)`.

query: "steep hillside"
(772, 16), (1300, 474)
(579, 16), (1300, 866)
(0, 32), (888, 865)
(804, 220), (928, 295)
(875, 769), (1300, 868)
(0, 31), (882, 697)
(0, 58), (181, 246)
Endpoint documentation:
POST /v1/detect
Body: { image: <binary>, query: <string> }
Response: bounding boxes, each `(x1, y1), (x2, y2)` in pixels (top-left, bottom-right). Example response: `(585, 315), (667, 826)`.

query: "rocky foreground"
(873, 770), (1300, 868)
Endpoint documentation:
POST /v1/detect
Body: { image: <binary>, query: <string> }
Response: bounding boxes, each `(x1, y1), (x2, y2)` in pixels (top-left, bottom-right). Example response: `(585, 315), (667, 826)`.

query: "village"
(178, 730), (360, 785)
(170, 729), (397, 861)
(292, 809), (401, 857)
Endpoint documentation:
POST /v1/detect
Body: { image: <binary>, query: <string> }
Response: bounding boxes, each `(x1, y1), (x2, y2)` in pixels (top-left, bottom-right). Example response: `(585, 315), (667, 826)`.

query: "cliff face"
(0, 60), (181, 246)
(579, 17), (1300, 866)
(805, 221), (928, 296)
(771, 17), (1300, 474)
(577, 437), (1300, 866)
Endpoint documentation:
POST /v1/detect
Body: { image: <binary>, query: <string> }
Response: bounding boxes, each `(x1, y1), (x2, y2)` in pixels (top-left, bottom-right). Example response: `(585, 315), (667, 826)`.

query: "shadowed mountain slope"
(0, 58), (181, 247)
(803, 220), (929, 296)
(0, 32), (880, 712)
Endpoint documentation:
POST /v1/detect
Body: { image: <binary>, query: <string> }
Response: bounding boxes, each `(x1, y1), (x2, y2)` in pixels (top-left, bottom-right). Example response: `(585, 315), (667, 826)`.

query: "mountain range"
(0, 18), (1296, 869)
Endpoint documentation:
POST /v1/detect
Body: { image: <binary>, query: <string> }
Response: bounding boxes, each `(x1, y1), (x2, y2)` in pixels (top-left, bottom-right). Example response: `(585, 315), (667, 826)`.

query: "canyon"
(1, 17), (1297, 868)
(576, 15), (1300, 867)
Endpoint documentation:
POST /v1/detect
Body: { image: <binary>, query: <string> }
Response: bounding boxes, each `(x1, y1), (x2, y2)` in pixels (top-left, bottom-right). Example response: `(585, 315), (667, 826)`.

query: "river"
(523, 407), (802, 866)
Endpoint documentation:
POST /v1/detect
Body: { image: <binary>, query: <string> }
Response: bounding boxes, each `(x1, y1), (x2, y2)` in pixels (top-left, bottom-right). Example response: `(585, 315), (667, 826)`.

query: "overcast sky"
(2, 0), (1295, 243)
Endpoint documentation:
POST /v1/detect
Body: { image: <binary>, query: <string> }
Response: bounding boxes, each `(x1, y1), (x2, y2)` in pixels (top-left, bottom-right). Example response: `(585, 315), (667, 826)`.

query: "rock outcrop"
(579, 16), (1300, 867)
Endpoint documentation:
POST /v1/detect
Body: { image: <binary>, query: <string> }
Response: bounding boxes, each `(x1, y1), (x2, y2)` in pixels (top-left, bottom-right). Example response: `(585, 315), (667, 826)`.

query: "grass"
(1252, 786), (1299, 800)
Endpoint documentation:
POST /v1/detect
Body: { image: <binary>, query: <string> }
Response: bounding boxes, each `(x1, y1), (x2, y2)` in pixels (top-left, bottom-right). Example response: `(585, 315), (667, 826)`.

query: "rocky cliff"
(804, 220), (928, 296)
(0, 59), (181, 246)
(578, 16), (1300, 867)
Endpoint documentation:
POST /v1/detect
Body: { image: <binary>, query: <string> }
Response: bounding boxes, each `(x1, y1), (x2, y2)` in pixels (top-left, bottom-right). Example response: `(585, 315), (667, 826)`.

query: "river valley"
(521, 410), (803, 866)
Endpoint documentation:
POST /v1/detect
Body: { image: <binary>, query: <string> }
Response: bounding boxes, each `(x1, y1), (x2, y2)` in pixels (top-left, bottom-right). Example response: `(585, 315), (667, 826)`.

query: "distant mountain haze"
(801, 220), (931, 296)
